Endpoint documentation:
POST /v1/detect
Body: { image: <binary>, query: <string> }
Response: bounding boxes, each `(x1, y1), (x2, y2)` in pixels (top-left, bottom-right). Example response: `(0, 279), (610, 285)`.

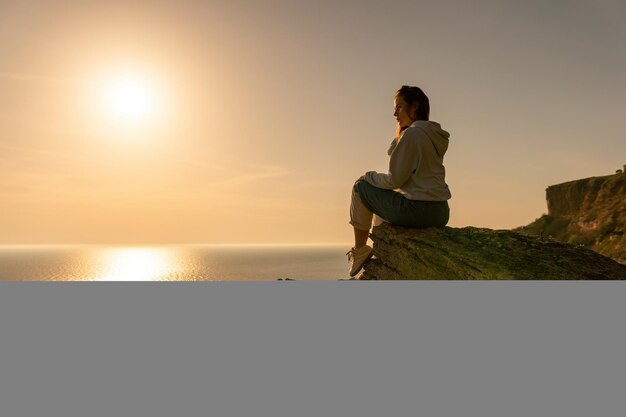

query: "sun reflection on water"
(94, 247), (179, 281)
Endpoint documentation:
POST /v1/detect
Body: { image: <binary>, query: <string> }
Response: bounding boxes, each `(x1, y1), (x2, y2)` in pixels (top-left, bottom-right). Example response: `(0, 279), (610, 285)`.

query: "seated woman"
(347, 85), (452, 277)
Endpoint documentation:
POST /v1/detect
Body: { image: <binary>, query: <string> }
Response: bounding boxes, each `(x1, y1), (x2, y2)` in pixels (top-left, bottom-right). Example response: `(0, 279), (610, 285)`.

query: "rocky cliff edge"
(361, 223), (626, 280)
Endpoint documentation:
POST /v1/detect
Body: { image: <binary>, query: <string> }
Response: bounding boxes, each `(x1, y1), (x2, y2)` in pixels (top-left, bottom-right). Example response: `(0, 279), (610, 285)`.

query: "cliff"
(361, 223), (626, 280)
(516, 173), (626, 264)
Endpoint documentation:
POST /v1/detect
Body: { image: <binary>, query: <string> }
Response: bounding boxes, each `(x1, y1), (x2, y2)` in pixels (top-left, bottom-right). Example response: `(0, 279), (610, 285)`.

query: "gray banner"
(1, 282), (625, 417)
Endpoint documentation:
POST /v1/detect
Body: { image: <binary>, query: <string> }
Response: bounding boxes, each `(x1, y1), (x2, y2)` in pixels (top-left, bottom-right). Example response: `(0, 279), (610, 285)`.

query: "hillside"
(515, 173), (626, 264)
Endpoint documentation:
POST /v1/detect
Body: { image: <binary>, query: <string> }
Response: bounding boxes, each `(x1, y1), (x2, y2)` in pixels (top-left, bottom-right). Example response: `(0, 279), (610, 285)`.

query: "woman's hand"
(395, 123), (409, 139)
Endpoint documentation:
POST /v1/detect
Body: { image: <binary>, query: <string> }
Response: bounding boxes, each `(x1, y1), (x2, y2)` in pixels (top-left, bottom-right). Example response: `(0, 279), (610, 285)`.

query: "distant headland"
(517, 170), (625, 265)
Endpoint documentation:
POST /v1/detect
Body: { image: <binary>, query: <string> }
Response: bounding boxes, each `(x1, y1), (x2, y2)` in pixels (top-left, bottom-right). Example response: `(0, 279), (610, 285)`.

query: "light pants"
(350, 179), (450, 232)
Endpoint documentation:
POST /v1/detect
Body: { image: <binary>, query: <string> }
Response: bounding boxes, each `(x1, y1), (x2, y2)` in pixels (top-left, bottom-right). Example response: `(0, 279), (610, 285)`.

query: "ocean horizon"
(0, 244), (352, 281)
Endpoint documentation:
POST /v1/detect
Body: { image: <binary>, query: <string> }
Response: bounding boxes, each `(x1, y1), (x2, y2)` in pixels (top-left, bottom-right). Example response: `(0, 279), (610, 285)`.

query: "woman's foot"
(346, 245), (373, 277)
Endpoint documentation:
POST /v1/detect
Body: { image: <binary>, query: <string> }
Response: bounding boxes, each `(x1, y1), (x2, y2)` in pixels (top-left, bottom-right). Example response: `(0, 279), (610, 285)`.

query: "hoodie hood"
(411, 120), (450, 157)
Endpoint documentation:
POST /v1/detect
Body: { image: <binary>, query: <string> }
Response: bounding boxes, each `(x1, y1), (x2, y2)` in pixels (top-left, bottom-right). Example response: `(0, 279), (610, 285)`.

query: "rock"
(361, 223), (626, 280)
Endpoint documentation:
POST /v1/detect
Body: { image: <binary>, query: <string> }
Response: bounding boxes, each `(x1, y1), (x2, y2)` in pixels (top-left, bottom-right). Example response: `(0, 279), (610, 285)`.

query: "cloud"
(209, 164), (289, 188)
(0, 71), (86, 85)
(1, 144), (290, 205)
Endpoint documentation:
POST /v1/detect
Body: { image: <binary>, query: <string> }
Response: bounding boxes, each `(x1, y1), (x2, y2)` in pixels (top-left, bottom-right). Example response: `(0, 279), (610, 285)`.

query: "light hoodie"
(364, 120), (451, 201)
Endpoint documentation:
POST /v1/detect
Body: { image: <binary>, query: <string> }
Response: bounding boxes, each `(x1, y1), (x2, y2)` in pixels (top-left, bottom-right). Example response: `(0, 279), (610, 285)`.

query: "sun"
(103, 74), (156, 122)
(86, 67), (172, 141)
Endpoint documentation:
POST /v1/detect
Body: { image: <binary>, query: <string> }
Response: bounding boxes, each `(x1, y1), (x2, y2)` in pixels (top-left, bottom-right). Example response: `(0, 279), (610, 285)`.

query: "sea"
(0, 245), (351, 281)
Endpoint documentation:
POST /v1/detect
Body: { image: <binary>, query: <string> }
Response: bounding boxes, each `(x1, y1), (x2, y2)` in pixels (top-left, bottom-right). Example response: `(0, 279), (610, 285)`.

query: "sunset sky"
(1, 0), (625, 245)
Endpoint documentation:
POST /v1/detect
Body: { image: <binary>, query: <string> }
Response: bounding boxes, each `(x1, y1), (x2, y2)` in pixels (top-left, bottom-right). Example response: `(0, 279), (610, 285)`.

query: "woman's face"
(393, 95), (418, 128)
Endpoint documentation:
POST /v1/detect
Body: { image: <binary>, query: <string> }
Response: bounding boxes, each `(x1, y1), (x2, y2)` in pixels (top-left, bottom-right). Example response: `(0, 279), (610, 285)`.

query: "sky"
(1, 0), (625, 245)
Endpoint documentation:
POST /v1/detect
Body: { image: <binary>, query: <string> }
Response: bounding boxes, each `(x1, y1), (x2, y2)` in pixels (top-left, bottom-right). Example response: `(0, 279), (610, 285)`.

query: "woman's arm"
(364, 128), (421, 190)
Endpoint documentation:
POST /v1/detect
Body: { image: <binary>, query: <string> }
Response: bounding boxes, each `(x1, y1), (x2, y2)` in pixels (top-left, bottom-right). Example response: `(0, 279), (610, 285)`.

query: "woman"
(347, 85), (451, 277)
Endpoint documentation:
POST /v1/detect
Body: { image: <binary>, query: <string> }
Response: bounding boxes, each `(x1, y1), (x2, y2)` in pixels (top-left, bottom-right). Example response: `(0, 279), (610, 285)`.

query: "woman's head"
(394, 85), (430, 126)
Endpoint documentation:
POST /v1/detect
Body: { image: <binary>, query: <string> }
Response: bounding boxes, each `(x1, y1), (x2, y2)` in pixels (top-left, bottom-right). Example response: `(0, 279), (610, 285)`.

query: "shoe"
(346, 245), (373, 277)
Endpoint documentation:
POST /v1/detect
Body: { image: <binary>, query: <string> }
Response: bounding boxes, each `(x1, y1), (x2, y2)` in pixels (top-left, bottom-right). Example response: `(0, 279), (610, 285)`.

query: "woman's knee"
(352, 178), (369, 194)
